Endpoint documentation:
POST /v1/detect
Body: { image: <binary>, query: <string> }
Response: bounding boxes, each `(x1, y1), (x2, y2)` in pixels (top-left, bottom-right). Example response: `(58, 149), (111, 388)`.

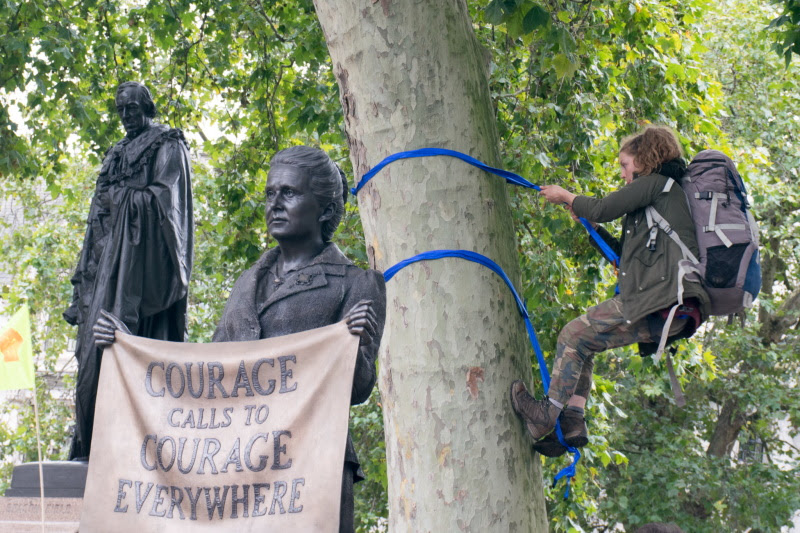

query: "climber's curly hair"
(619, 125), (684, 177)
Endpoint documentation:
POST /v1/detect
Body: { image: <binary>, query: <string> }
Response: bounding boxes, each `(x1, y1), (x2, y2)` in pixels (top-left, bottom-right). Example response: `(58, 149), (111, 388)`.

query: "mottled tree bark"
(313, 0), (547, 530)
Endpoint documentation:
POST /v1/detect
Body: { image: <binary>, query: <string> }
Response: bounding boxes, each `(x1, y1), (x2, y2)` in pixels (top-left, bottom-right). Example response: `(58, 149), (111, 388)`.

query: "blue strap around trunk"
(352, 147), (620, 265)
(352, 147), (541, 193)
(384, 249), (580, 498)
(358, 148), (616, 496)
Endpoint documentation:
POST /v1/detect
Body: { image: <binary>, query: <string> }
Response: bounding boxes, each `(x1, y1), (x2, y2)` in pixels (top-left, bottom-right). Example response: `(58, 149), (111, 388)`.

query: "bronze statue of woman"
(96, 145), (386, 532)
(212, 145), (386, 532)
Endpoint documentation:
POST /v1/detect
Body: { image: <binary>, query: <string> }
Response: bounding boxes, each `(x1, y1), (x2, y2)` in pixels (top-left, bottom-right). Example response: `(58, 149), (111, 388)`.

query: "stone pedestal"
(0, 497), (82, 532)
(1, 462), (86, 531)
(6, 461), (87, 498)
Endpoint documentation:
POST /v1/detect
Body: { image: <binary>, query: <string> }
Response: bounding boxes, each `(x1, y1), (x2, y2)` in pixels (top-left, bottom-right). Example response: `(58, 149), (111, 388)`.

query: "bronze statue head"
(115, 82), (156, 137)
(266, 146), (348, 243)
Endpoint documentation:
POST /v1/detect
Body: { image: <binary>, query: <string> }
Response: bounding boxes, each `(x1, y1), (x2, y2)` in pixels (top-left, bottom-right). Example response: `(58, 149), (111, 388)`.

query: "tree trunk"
(707, 397), (747, 457)
(313, 1), (548, 531)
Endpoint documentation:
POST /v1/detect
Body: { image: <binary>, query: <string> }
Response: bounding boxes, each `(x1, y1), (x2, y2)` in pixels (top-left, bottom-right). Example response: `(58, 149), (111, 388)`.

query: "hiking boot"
(560, 409), (589, 448)
(532, 430), (568, 457)
(510, 380), (559, 441)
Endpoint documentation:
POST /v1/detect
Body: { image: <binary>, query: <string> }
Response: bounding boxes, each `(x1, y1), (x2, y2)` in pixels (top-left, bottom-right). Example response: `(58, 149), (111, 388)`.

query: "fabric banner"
(80, 321), (359, 532)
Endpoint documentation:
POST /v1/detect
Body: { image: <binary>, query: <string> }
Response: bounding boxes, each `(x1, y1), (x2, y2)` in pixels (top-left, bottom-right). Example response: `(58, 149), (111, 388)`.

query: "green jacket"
(572, 164), (710, 324)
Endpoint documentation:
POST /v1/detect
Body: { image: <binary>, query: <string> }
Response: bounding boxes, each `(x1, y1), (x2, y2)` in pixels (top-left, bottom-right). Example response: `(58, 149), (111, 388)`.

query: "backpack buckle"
(647, 227), (659, 251)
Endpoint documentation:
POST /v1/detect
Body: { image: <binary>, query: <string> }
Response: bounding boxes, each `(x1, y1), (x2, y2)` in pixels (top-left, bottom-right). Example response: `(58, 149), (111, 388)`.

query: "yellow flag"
(0, 305), (35, 390)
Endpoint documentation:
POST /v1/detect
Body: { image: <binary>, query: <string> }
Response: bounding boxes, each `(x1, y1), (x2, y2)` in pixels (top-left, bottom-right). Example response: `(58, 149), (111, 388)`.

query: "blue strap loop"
(384, 249), (580, 498)
(353, 147), (620, 265)
(384, 249), (529, 318)
(352, 147), (541, 195)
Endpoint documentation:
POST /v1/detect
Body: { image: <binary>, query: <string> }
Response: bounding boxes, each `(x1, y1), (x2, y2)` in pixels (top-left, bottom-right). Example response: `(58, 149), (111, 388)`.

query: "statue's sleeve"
(147, 136), (194, 297)
(211, 264), (261, 343)
(343, 268), (387, 405)
(63, 192), (102, 326)
(109, 137), (193, 330)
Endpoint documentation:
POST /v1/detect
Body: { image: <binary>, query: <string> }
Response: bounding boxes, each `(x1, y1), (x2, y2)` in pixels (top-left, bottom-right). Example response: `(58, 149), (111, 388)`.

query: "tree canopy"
(1, 0), (798, 531)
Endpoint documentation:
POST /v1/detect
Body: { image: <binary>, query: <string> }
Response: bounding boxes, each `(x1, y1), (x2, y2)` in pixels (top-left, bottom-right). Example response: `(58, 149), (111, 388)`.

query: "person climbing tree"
(511, 125), (710, 457)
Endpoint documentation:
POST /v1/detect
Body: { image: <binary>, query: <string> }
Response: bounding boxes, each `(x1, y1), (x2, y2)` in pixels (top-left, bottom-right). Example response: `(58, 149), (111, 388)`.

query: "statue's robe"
(64, 123), (193, 459)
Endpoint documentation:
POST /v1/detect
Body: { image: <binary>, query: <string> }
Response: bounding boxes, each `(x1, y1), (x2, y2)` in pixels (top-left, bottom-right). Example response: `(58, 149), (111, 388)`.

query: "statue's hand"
(345, 299), (378, 346)
(93, 310), (131, 348)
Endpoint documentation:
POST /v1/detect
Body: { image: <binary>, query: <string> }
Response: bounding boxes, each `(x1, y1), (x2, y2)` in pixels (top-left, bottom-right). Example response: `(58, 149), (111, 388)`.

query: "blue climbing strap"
(362, 148), (605, 496)
(384, 249), (580, 497)
(352, 147), (541, 194)
(353, 147), (620, 265)
(579, 218), (620, 268)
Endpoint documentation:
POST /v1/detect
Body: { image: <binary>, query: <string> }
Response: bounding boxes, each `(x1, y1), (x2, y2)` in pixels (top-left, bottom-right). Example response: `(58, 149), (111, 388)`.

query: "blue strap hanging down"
(384, 249), (580, 498)
(578, 218), (620, 267)
(353, 147), (620, 266)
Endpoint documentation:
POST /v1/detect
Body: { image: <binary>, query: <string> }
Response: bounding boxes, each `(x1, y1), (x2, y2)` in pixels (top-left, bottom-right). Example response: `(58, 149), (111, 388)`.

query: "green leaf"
(666, 62), (685, 80)
(551, 25), (577, 54)
(506, 9), (526, 38)
(522, 5), (550, 33)
(484, 0), (506, 25)
(599, 450), (611, 467)
(552, 53), (578, 79)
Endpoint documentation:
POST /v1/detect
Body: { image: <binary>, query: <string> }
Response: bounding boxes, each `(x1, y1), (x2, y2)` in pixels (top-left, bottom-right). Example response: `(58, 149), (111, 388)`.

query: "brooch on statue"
(296, 274), (314, 286)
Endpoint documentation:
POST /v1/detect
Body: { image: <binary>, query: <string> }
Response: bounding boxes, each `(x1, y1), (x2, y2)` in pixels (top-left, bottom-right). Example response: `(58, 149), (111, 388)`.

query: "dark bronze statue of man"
(64, 82), (193, 460)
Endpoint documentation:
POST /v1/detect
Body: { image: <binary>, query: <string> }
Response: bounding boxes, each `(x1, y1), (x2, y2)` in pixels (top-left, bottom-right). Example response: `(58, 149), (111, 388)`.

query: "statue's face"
(265, 165), (324, 242)
(115, 88), (150, 136)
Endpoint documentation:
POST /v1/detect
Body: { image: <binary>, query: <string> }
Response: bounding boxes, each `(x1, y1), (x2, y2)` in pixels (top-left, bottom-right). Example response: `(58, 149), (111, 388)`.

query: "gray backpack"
(645, 151), (761, 398)
(647, 150), (761, 317)
(679, 150), (761, 314)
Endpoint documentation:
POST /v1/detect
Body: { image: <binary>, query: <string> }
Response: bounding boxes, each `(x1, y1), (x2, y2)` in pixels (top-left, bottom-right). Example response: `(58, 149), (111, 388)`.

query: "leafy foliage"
(0, 161), (92, 490)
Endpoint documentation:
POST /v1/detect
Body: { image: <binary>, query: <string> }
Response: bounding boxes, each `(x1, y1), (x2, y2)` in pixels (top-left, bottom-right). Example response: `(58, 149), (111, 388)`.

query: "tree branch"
(100, 2), (120, 80)
(254, 0), (289, 43)
(707, 397), (748, 457)
(759, 286), (800, 345)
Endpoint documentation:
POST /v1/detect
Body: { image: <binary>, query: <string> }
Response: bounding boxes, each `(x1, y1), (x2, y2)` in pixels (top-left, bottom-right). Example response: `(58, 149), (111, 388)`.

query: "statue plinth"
(0, 462), (84, 531)
(5, 461), (87, 498)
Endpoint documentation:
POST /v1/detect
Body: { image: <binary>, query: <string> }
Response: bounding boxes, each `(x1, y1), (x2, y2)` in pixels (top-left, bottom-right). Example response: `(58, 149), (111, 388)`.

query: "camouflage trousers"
(547, 296), (687, 406)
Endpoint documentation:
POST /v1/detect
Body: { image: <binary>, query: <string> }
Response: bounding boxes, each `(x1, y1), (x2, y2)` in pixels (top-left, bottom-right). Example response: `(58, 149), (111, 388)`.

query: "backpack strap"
(645, 206), (700, 264)
(645, 178), (679, 253)
(653, 258), (701, 408)
(644, 178), (701, 407)
(665, 346), (686, 408)
(652, 259), (701, 363)
(746, 210), (760, 245)
(696, 191), (746, 248)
